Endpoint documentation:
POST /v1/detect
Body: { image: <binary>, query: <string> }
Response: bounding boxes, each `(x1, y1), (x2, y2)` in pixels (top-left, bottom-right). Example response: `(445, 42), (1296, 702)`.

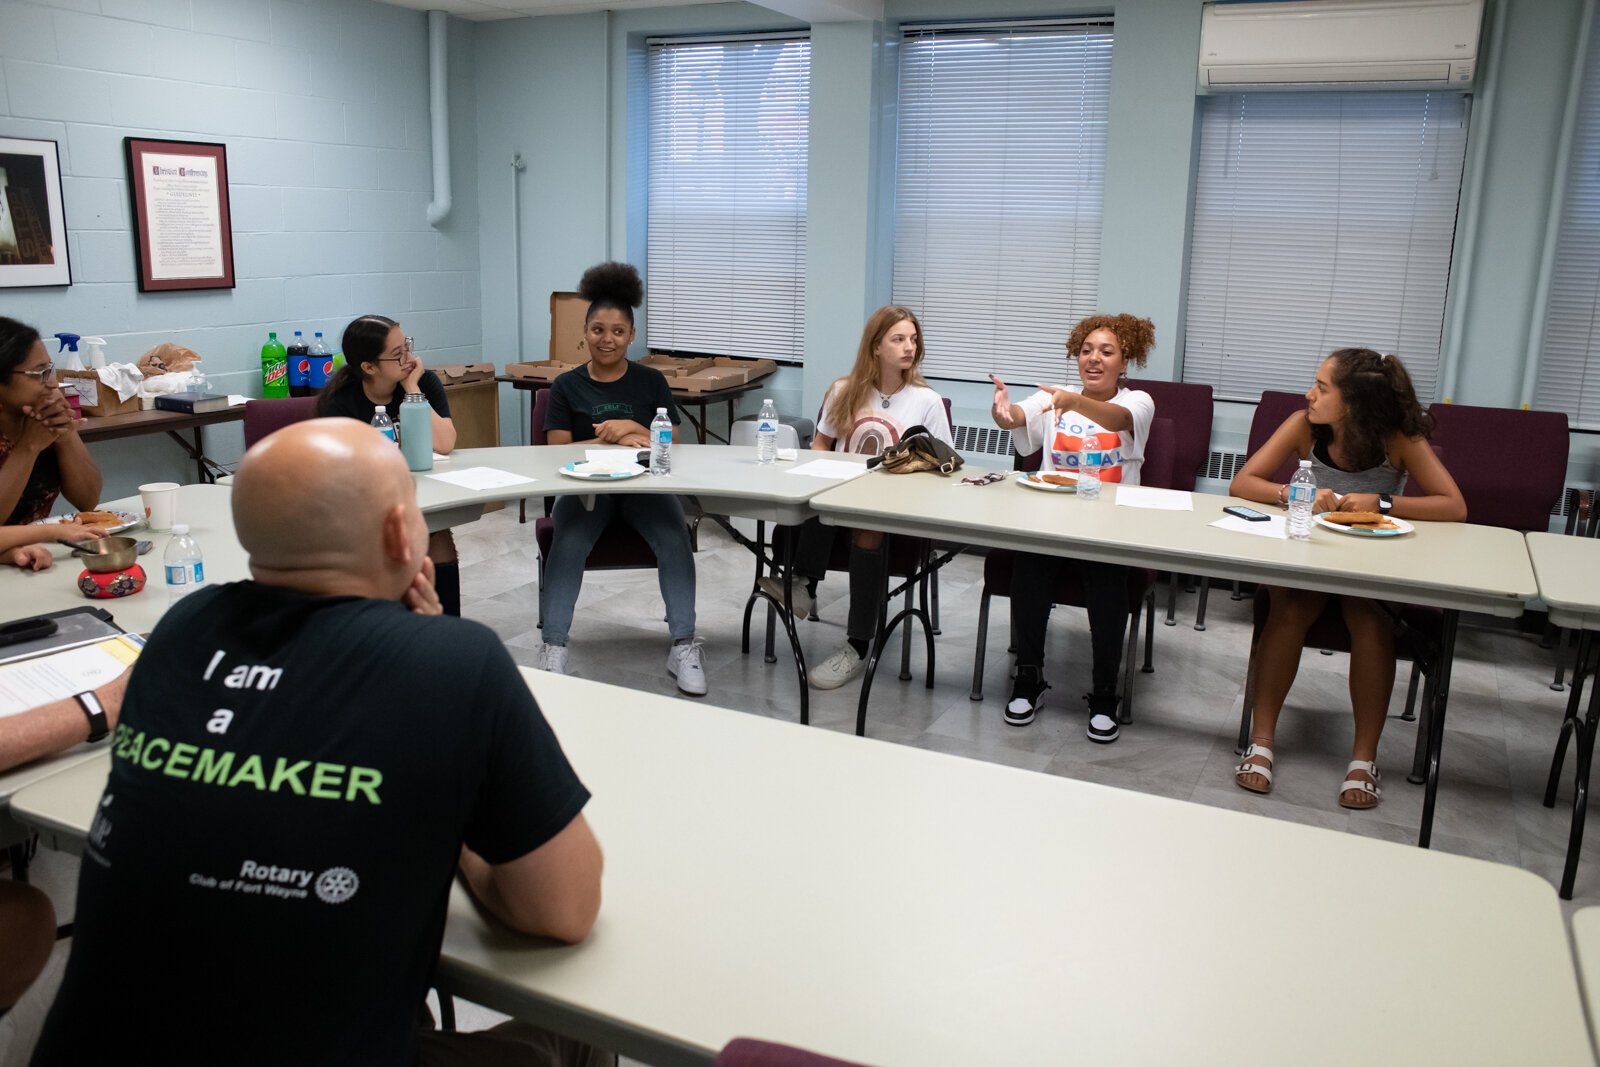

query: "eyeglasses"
(376, 337), (416, 364)
(16, 364), (56, 381)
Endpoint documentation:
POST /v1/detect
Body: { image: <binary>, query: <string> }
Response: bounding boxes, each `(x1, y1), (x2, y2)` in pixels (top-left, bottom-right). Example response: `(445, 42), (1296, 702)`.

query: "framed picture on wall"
(0, 136), (71, 288)
(124, 136), (236, 292)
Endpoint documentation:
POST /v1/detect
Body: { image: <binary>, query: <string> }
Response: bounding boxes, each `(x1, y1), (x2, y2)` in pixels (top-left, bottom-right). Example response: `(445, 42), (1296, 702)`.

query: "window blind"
(892, 21), (1112, 385)
(1182, 92), (1469, 403)
(1537, 14), (1600, 429)
(645, 35), (810, 362)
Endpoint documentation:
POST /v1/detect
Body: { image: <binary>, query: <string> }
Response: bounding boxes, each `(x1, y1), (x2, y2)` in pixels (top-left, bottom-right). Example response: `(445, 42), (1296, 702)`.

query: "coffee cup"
(138, 482), (179, 531)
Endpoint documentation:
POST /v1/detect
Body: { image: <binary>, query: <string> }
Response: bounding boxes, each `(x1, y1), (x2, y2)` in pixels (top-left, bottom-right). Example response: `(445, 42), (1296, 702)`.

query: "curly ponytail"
(1312, 348), (1433, 471)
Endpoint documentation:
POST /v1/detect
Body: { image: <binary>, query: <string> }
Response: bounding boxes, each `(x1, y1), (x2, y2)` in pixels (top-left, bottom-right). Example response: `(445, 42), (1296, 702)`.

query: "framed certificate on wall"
(0, 136), (72, 288)
(124, 137), (236, 292)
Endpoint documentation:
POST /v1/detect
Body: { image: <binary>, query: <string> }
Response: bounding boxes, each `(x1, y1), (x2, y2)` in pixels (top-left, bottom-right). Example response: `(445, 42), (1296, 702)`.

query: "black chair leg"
(1552, 626), (1570, 692)
(971, 591), (991, 701)
(1164, 571), (1179, 626)
(899, 582), (914, 682)
(1141, 588), (1156, 673)
(1119, 596), (1141, 725)
(1401, 659), (1423, 721)
(1194, 577), (1212, 631)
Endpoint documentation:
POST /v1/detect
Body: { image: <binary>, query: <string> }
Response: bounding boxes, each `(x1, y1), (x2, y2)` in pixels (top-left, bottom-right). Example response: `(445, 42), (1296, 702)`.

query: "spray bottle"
(53, 332), (84, 418)
(80, 336), (108, 369)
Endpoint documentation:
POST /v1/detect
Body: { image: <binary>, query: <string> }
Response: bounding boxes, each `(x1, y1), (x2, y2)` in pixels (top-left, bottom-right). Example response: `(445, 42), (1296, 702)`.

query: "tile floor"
(12, 504), (1599, 1064)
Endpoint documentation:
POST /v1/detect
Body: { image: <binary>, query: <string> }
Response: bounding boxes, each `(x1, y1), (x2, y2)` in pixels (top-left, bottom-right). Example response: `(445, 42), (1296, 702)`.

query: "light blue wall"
(1, 0), (482, 498)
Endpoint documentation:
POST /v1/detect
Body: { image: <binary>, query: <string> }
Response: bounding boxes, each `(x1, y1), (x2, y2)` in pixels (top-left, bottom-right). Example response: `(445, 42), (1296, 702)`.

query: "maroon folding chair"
(242, 396), (320, 448)
(1127, 378), (1215, 626)
(714, 1038), (872, 1067)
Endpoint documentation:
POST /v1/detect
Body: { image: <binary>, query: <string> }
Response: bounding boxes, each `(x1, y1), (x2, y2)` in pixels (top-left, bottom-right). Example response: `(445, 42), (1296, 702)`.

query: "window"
(646, 35), (810, 363)
(1537, 15), (1600, 429)
(892, 21), (1113, 384)
(1182, 92), (1470, 402)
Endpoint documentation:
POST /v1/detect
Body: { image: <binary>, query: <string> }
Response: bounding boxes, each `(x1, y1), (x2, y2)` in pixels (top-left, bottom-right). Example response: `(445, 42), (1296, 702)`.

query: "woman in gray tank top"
(1228, 349), (1466, 810)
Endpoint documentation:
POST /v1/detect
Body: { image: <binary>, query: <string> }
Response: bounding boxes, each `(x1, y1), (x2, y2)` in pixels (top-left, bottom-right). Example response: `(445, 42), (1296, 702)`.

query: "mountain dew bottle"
(261, 331), (289, 398)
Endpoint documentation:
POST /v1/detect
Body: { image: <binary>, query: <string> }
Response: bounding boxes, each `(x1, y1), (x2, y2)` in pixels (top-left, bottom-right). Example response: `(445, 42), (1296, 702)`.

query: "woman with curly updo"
(990, 313), (1157, 743)
(1229, 348), (1464, 809)
(535, 262), (708, 696)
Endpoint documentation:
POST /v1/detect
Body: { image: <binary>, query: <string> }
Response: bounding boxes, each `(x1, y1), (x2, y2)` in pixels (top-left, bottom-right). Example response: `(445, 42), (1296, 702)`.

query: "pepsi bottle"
(287, 330), (310, 397)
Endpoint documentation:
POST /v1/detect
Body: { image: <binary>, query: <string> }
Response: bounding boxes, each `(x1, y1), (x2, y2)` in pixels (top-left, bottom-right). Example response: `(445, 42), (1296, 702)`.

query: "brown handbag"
(867, 425), (965, 475)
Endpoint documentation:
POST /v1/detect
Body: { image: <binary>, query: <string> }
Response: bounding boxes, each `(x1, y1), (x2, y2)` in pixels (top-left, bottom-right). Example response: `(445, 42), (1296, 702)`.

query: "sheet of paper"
(584, 449), (642, 470)
(424, 467), (537, 491)
(226, 394), (250, 407)
(1115, 486), (1194, 511)
(786, 459), (870, 480)
(0, 637), (142, 718)
(1210, 514), (1287, 539)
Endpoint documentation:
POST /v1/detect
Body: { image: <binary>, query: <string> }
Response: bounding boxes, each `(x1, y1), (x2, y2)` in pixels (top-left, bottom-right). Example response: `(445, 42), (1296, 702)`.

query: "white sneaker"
(667, 638), (708, 696)
(757, 575), (814, 618)
(537, 644), (571, 676)
(808, 644), (865, 690)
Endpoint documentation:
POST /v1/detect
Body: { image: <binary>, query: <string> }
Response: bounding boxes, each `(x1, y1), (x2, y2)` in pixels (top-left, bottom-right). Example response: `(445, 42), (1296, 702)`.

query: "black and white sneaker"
(1085, 692), (1120, 744)
(1005, 665), (1049, 726)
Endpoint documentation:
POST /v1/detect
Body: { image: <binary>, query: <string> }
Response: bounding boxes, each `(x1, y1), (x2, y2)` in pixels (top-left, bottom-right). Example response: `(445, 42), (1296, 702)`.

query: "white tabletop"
(417, 445), (868, 527)
(0, 484), (250, 636)
(1571, 906), (1600, 1055)
(16, 669), (1589, 1064)
(1528, 533), (1600, 632)
(811, 475), (1536, 617)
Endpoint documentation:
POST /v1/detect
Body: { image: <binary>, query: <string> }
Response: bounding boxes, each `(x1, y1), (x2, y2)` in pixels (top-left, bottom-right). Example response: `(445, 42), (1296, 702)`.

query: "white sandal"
(1234, 744), (1275, 795)
(1338, 760), (1382, 810)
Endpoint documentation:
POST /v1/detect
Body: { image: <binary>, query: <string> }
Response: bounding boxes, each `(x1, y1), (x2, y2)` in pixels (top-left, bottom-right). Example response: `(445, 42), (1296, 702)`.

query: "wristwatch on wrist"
(75, 690), (110, 742)
(1378, 493), (1393, 516)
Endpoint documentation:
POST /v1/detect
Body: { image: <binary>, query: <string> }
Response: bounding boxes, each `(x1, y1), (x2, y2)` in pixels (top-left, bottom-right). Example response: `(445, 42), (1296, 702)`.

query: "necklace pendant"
(881, 395), (891, 409)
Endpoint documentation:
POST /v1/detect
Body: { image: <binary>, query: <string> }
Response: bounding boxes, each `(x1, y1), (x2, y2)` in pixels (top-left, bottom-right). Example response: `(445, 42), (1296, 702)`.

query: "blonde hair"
(824, 306), (929, 433)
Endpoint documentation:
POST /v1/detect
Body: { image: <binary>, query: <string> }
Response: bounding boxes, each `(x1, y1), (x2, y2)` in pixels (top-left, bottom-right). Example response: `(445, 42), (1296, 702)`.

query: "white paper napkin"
(425, 467), (537, 490)
(1115, 486), (1194, 511)
(1210, 514), (1287, 539)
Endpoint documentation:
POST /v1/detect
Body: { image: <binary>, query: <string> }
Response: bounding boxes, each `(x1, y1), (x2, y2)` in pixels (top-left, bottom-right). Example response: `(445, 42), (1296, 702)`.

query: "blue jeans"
(540, 493), (696, 647)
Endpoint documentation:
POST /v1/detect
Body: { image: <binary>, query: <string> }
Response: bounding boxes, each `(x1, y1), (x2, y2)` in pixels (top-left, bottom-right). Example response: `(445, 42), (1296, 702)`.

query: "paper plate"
(1314, 513), (1414, 538)
(1014, 472), (1078, 494)
(560, 461), (645, 480)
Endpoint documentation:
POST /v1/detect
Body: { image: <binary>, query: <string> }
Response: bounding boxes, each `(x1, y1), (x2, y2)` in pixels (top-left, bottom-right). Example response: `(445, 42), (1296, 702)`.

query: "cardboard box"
(504, 360), (585, 383)
(550, 291), (591, 364)
(432, 362), (496, 386)
(641, 354), (713, 378)
(57, 370), (142, 418)
(673, 357), (779, 394)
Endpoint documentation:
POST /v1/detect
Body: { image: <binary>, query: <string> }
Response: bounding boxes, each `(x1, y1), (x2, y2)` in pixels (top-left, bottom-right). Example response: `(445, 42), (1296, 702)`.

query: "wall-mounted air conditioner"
(1199, 0), (1483, 92)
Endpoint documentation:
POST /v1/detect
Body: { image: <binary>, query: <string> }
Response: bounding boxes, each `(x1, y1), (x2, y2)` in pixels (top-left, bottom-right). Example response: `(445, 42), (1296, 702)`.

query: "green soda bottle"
(261, 331), (289, 398)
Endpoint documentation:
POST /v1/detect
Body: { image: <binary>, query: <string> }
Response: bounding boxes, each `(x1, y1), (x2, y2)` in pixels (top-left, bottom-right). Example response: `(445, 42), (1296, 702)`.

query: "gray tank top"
(1308, 440), (1406, 496)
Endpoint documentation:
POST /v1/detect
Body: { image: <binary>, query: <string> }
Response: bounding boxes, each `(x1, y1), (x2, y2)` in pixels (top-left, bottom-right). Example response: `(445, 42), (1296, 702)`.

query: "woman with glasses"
(318, 314), (461, 614)
(0, 317), (105, 570)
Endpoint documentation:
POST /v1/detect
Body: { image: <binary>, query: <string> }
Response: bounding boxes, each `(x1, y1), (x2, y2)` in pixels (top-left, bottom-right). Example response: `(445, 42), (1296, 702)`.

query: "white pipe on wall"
(1519, 0), (1596, 409)
(1438, 0), (1507, 405)
(425, 10), (452, 226)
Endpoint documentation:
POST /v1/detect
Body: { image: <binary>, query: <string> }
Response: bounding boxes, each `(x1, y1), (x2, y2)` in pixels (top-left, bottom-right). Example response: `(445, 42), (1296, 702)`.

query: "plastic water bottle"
(649, 408), (673, 476)
(755, 398), (779, 465)
(371, 405), (397, 444)
(1287, 459), (1316, 540)
(287, 330), (310, 397)
(1077, 433), (1102, 500)
(399, 393), (432, 472)
(164, 524), (205, 603)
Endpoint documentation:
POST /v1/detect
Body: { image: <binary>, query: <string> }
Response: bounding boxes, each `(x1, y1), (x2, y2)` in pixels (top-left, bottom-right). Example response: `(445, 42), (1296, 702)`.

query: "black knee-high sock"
(433, 561), (461, 617)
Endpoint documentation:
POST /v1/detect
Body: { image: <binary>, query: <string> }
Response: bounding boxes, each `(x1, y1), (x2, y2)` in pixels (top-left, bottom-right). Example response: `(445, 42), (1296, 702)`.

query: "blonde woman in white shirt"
(762, 305), (953, 690)
(990, 313), (1156, 742)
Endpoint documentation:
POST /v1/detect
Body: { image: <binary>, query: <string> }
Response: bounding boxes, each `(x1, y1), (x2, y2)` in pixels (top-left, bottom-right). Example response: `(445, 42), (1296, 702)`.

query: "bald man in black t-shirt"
(33, 419), (609, 1067)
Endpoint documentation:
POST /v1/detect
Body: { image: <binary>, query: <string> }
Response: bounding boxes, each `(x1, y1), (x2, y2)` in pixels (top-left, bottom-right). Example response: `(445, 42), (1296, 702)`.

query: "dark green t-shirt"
(34, 582), (589, 1066)
(545, 361), (679, 441)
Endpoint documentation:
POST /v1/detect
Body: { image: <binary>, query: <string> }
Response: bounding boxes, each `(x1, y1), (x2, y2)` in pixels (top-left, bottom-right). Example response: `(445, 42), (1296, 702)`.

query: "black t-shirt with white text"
(33, 583), (589, 1066)
(545, 361), (678, 441)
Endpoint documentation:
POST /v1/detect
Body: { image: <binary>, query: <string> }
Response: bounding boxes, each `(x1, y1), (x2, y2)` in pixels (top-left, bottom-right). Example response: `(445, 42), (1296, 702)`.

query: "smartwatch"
(74, 690), (110, 743)
(1378, 493), (1393, 516)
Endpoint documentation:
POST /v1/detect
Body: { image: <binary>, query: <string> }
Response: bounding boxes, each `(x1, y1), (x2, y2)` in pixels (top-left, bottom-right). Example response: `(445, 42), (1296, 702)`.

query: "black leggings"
(1008, 552), (1129, 698)
(790, 516), (885, 644)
